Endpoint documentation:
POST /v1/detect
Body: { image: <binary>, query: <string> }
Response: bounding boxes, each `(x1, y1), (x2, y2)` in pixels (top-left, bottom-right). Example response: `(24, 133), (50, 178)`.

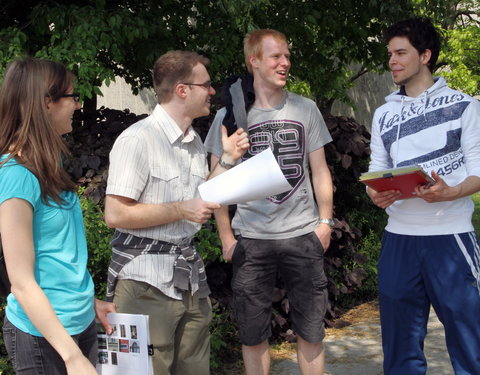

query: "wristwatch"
(318, 218), (335, 228)
(218, 157), (235, 170)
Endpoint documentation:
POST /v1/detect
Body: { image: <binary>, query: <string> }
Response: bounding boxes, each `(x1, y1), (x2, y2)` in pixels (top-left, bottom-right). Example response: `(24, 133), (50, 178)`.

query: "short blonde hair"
(243, 29), (288, 73)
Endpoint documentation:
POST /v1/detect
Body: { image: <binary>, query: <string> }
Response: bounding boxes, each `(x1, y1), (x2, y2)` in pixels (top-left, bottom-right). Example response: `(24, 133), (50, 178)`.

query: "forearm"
(13, 281), (84, 363)
(208, 127), (249, 179)
(214, 205), (235, 244)
(105, 196), (183, 229)
(312, 170), (333, 219)
(208, 152), (235, 179)
(447, 175), (480, 200)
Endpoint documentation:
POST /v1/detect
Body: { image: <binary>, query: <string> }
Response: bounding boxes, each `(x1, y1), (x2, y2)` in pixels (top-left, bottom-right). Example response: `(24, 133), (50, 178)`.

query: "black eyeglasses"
(60, 93), (81, 102)
(181, 81), (212, 90)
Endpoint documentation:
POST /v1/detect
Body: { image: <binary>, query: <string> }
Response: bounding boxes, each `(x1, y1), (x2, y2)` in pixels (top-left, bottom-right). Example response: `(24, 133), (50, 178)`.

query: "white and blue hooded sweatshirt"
(369, 76), (480, 236)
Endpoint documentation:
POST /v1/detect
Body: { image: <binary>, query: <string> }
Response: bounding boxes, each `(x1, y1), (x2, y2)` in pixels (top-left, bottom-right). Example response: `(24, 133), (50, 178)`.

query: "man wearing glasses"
(103, 50), (248, 375)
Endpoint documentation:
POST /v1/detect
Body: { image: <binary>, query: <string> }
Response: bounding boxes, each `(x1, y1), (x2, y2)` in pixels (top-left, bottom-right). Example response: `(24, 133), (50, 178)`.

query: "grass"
(472, 192), (480, 232)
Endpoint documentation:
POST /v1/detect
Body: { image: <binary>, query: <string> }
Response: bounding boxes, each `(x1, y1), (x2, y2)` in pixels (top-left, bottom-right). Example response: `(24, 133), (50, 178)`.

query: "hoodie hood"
(385, 76), (448, 103)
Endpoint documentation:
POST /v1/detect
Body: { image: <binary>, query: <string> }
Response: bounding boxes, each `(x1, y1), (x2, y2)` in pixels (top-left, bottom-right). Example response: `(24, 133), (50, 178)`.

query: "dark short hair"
(384, 18), (441, 72)
(153, 50), (209, 103)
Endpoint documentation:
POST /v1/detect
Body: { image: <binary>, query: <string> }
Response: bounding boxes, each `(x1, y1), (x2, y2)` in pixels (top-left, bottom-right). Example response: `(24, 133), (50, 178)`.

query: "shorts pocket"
(231, 236), (245, 265)
(310, 231), (324, 254)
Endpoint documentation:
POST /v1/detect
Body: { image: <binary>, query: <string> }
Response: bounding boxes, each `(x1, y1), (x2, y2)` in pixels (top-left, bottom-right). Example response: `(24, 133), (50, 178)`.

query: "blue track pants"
(378, 231), (480, 375)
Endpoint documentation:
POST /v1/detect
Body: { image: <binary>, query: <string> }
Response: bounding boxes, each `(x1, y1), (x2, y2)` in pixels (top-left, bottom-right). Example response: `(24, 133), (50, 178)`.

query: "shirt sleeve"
(106, 133), (150, 200)
(0, 163), (40, 209)
(460, 99), (480, 178)
(368, 109), (394, 172)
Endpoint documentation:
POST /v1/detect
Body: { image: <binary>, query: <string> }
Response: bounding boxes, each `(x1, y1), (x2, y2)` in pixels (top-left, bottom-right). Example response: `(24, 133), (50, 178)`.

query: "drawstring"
(393, 96), (405, 168)
(394, 90), (429, 167)
(423, 91), (428, 121)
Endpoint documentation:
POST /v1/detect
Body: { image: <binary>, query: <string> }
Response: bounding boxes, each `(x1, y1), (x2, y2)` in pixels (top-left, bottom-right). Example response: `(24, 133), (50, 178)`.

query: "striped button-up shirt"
(106, 104), (209, 300)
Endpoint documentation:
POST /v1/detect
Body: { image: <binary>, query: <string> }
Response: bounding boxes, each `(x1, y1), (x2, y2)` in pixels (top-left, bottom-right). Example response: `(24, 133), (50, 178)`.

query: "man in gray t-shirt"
(205, 29), (334, 375)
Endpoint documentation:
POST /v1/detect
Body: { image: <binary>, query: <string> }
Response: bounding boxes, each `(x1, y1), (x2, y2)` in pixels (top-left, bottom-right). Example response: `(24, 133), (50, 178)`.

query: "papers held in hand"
(359, 165), (434, 200)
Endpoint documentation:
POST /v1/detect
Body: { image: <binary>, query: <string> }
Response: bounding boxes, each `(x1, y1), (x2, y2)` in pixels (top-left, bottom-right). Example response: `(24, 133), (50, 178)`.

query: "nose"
(280, 55), (290, 67)
(388, 54), (396, 67)
(75, 101), (82, 110)
(209, 86), (216, 95)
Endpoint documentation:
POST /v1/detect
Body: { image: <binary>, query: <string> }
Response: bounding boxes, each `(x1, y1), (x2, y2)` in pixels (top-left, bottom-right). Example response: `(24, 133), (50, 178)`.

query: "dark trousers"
(2, 318), (97, 375)
(379, 231), (480, 375)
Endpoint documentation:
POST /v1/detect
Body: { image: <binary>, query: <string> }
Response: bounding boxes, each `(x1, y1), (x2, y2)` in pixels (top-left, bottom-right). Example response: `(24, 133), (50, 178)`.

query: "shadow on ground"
(271, 301), (453, 375)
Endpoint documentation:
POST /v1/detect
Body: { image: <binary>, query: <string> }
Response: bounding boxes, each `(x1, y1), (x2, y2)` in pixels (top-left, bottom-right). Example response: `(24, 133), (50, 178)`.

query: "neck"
(160, 102), (192, 134)
(404, 74), (435, 98)
(252, 82), (286, 109)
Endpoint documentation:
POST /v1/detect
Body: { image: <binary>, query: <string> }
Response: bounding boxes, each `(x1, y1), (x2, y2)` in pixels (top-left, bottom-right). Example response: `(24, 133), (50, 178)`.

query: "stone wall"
(331, 70), (397, 130)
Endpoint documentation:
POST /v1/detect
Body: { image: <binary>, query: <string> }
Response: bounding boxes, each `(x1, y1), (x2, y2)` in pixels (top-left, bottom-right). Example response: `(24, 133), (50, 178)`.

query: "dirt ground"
(216, 300), (381, 374)
(270, 300), (380, 362)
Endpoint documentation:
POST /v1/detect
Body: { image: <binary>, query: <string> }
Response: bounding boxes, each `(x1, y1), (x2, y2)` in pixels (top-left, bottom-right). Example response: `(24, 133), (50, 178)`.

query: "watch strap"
(318, 218), (335, 227)
(219, 157), (235, 170)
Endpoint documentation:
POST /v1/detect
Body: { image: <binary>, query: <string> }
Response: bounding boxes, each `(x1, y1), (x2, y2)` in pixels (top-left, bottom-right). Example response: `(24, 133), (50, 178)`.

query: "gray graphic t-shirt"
(204, 92), (332, 239)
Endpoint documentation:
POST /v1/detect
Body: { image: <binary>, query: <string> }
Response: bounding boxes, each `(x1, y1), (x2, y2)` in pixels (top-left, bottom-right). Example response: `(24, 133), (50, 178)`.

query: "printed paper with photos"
(96, 313), (152, 375)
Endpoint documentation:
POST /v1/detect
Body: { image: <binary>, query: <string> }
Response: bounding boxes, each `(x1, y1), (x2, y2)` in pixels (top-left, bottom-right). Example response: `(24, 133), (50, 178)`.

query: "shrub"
(79, 187), (114, 299)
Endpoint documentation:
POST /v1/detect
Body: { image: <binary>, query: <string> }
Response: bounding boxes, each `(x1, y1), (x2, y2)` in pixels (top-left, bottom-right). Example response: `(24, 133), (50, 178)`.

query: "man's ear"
(175, 83), (188, 99)
(421, 49), (432, 66)
(249, 55), (259, 70)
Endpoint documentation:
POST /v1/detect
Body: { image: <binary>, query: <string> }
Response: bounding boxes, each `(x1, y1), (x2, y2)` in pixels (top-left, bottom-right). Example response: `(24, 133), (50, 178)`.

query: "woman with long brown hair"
(0, 58), (115, 374)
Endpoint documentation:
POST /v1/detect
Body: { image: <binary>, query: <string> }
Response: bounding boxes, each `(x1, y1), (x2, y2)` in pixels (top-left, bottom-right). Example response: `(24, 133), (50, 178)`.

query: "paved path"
(271, 308), (452, 374)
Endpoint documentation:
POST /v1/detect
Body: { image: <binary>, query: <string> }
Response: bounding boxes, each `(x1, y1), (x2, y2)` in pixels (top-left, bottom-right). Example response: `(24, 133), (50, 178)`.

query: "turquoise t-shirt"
(0, 156), (95, 336)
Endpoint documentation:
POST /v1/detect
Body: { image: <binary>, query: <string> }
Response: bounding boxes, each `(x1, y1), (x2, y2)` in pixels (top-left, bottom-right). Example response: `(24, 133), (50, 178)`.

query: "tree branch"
(349, 67), (369, 83)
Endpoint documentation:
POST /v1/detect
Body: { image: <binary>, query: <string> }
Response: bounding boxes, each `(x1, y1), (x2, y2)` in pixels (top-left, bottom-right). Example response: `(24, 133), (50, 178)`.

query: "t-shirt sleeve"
(307, 101), (332, 153)
(106, 134), (149, 200)
(0, 163), (40, 208)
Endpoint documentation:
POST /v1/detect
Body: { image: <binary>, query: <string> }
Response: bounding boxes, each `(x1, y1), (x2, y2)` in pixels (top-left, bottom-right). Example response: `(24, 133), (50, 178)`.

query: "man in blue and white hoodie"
(368, 18), (480, 375)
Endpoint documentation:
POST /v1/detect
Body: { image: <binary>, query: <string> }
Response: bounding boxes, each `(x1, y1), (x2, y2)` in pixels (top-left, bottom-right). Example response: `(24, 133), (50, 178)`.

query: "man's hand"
(367, 187), (402, 209)
(314, 223), (332, 252)
(414, 171), (456, 203)
(94, 298), (116, 335)
(220, 125), (249, 164)
(179, 198), (221, 223)
(221, 237), (238, 261)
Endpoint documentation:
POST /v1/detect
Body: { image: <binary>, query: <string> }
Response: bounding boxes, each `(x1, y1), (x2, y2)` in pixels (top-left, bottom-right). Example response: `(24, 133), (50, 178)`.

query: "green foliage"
(286, 78), (313, 99)
(4, 0), (480, 111)
(439, 26), (480, 96)
(472, 192), (480, 232)
(0, 27), (27, 79)
(195, 220), (223, 266)
(78, 187), (113, 299)
(209, 305), (241, 371)
(0, 0), (415, 112)
(413, 0), (480, 96)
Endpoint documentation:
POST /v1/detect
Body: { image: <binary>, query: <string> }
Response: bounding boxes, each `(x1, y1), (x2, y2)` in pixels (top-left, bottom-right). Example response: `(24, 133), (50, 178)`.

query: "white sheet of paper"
(198, 148), (292, 205)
